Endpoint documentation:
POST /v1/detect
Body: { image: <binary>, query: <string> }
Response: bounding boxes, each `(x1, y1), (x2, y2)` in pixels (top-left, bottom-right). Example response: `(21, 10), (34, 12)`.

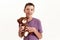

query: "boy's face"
(24, 5), (34, 17)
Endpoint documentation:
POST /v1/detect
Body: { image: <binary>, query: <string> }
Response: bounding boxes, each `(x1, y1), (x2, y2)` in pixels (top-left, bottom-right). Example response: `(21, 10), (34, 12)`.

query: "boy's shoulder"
(33, 17), (41, 22)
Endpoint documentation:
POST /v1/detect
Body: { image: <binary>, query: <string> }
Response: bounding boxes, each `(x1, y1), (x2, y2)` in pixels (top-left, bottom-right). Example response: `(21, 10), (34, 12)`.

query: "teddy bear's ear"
(17, 19), (19, 23)
(17, 17), (23, 24)
(17, 17), (28, 24)
(17, 18), (21, 24)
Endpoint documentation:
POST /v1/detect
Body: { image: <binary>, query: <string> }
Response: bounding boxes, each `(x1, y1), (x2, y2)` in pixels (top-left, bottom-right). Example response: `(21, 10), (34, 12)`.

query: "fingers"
(26, 27), (30, 30)
(19, 26), (25, 32)
(21, 26), (25, 29)
(26, 27), (32, 32)
(26, 27), (36, 33)
(25, 29), (28, 31)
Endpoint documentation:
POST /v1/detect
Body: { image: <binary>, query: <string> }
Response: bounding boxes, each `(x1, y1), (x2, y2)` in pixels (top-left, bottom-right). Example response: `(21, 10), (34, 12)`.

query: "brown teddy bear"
(17, 17), (29, 37)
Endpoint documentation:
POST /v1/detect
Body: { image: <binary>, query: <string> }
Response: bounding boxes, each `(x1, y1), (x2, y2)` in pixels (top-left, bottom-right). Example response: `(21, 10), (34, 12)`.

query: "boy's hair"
(24, 3), (35, 9)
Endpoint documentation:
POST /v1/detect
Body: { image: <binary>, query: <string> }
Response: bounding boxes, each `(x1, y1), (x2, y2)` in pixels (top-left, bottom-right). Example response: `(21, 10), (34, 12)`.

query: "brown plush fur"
(17, 17), (28, 37)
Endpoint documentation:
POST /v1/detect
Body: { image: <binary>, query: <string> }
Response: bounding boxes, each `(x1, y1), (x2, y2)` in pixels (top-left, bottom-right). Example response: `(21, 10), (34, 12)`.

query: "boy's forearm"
(34, 29), (42, 39)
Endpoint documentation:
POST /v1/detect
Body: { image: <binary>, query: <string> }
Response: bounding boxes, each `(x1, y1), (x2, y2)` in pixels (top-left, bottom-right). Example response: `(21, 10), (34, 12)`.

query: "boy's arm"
(34, 20), (42, 39)
(34, 29), (42, 39)
(26, 27), (42, 39)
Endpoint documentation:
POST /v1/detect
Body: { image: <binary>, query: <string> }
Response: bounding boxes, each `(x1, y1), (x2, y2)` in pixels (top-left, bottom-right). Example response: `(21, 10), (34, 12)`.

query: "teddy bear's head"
(17, 17), (28, 26)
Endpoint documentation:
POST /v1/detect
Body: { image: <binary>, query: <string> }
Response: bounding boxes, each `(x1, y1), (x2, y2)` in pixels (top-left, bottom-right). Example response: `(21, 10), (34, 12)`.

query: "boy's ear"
(24, 9), (25, 13)
(24, 9), (26, 13)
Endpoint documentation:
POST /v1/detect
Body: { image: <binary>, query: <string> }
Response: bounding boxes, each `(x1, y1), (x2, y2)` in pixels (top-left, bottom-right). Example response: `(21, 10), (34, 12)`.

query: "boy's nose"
(28, 10), (31, 12)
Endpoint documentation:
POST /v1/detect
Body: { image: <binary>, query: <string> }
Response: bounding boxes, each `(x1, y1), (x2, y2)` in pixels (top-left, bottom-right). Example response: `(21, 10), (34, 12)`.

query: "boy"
(18, 3), (43, 40)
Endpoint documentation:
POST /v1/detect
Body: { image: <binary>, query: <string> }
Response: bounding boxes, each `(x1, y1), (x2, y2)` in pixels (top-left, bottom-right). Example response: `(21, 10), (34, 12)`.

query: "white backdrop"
(0, 0), (60, 40)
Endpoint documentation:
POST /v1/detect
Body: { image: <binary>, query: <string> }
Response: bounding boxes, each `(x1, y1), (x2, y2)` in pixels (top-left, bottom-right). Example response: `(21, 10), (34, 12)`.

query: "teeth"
(22, 19), (27, 23)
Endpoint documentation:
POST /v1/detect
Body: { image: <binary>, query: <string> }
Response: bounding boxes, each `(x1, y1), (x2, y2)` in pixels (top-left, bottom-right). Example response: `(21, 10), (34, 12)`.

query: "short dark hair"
(24, 3), (35, 9)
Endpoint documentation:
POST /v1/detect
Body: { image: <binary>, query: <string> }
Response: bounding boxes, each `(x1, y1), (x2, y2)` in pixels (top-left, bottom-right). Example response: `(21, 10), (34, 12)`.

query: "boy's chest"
(27, 21), (38, 30)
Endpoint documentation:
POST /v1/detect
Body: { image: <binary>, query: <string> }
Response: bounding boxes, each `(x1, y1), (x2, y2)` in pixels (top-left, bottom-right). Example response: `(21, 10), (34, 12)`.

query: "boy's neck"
(27, 16), (33, 22)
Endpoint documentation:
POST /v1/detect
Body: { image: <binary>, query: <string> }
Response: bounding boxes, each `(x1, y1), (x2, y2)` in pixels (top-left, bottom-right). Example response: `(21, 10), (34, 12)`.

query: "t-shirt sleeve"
(37, 20), (43, 33)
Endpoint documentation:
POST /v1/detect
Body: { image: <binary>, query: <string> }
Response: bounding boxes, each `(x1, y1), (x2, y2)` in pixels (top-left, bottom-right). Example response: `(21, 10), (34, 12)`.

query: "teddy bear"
(17, 17), (29, 37)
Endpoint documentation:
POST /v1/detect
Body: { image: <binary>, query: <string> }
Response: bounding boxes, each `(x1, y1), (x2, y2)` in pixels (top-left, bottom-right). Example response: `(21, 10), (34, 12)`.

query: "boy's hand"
(19, 26), (25, 32)
(26, 27), (36, 33)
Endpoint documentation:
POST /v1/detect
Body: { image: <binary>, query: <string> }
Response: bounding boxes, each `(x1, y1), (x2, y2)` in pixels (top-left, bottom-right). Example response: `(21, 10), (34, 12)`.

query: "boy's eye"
(26, 9), (29, 10)
(31, 9), (33, 11)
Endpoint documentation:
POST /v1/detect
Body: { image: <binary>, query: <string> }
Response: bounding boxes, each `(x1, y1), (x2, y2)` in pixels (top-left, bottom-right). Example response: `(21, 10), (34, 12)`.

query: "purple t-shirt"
(24, 18), (43, 40)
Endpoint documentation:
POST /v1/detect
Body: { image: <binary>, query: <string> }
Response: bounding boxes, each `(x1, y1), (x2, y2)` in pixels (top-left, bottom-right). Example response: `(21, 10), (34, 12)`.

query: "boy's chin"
(26, 15), (32, 17)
